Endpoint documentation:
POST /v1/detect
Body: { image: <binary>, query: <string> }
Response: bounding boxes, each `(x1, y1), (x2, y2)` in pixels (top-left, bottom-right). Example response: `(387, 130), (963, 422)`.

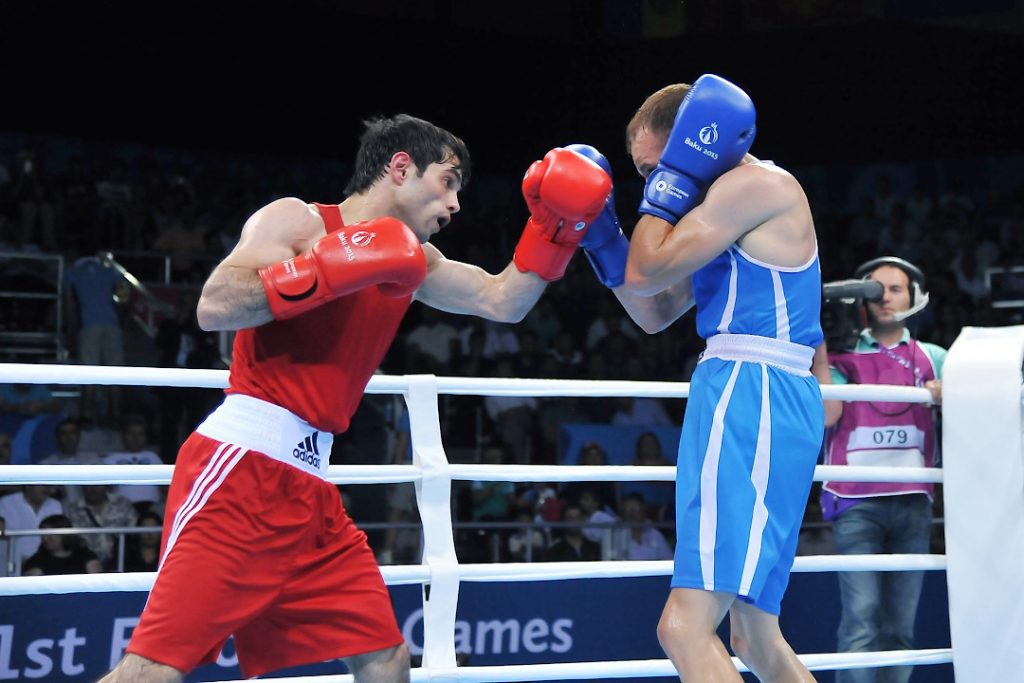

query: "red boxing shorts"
(127, 394), (404, 678)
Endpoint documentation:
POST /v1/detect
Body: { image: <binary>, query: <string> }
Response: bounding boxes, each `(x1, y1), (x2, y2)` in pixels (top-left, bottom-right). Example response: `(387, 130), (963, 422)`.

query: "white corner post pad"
(942, 325), (1024, 682)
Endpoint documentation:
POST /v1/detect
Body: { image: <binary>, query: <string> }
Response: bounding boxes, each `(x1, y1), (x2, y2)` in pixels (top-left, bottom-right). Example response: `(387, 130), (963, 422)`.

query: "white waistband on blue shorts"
(195, 394), (332, 478)
(700, 334), (814, 376)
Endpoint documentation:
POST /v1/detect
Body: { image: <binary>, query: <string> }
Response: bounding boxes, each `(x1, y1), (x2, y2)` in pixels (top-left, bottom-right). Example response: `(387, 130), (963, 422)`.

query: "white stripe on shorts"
(700, 360), (743, 590)
(161, 442), (247, 567)
(740, 364), (773, 595)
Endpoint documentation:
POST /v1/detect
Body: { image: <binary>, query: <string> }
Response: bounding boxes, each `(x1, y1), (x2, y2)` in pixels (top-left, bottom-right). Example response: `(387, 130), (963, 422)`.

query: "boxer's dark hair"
(345, 114), (471, 195)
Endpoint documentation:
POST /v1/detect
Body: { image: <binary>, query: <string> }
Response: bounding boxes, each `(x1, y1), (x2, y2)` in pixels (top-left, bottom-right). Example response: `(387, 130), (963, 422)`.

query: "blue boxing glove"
(565, 143), (630, 288)
(640, 74), (757, 225)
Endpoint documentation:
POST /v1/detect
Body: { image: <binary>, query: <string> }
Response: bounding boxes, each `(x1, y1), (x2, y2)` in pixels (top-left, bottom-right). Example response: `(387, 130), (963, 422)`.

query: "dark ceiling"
(4, 1), (1021, 178)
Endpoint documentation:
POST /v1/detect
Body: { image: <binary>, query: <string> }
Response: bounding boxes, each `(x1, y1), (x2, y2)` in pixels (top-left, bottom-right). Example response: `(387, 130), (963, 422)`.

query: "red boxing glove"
(259, 216), (426, 320)
(513, 147), (612, 281)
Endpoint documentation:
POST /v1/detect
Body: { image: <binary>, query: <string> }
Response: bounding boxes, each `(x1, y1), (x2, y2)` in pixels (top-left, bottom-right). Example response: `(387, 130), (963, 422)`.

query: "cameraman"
(820, 256), (945, 683)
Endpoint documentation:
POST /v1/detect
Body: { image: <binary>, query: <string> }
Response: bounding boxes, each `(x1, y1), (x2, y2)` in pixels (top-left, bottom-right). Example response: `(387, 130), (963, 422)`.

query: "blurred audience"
(545, 503), (600, 562)
(10, 149), (56, 251)
(38, 417), (104, 505)
(22, 513), (103, 575)
(103, 417), (166, 516)
(0, 382), (60, 415)
(617, 432), (675, 523)
(64, 485), (138, 571)
(0, 432), (17, 497)
(578, 485), (619, 550)
(63, 251), (130, 422)
(154, 287), (223, 463)
(613, 492), (673, 561)
(0, 484), (63, 575)
(507, 509), (547, 562)
(123, 510), (163, 573)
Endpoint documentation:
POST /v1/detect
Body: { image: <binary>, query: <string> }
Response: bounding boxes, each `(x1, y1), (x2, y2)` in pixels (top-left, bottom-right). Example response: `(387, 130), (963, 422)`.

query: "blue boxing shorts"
(672, 337), (824, 615)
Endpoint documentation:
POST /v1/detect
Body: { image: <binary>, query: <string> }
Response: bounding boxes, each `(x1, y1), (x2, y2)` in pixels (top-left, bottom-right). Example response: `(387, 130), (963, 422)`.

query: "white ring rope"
(1, 359), (984, 680)
(0, 464), (422, 485)
(0, 554), (947, 597)
(0, 363), (944, 402)
(0, 462), (942, 486)
(210, 648), (955, 683)
(446, 464), (943, 484)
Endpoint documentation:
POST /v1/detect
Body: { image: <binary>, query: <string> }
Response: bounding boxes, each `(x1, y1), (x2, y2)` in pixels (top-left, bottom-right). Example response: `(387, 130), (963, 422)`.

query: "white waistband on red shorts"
(195, 394), (332, 478)
(700, 333), (814, 376)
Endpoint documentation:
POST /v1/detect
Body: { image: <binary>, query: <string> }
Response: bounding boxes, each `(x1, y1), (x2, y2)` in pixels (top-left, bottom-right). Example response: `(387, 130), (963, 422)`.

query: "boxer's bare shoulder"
(230, 197), (327, 266)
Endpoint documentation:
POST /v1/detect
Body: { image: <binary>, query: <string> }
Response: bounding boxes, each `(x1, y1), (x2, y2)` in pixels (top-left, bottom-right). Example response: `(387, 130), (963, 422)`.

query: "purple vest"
(821, 340), (938, 520)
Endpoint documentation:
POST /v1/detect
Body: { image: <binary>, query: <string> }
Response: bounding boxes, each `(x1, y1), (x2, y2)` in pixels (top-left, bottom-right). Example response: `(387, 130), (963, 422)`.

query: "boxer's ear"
(389, 152), (413, 183)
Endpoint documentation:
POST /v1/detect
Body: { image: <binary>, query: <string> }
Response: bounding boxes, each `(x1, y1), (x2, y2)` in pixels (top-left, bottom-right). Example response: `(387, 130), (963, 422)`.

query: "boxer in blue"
(572, 75), (828, 681)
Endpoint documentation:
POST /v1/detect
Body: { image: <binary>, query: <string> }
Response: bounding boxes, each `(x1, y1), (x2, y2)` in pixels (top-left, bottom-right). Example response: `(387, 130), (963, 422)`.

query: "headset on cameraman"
(821, 256), (929, 351)
(854, 256), (930, 322)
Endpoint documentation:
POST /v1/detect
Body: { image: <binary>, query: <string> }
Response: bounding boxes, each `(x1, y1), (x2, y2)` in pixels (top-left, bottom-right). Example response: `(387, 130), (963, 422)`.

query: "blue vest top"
(692, 245), (824, 348)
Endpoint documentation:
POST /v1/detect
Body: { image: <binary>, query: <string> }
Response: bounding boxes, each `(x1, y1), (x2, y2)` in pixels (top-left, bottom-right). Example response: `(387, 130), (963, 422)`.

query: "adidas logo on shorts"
(293, 432), (322, 469)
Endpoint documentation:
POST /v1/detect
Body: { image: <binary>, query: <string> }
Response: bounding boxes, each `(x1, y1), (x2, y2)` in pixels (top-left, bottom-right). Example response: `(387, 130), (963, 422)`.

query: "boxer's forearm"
(417, 257), (547, 323)
(197, 264), (274, 331)
(481, 264), (550, 322)
(612, 276), (694, 334)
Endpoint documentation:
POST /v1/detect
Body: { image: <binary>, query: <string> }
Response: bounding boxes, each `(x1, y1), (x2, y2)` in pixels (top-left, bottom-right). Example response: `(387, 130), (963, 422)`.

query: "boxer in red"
(100, 114), (611, 682)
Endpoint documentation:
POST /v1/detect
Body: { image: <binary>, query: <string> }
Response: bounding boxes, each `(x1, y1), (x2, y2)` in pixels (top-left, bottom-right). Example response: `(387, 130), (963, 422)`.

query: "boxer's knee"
(346, 642), (411, 683)
(99, 653), (184, 683)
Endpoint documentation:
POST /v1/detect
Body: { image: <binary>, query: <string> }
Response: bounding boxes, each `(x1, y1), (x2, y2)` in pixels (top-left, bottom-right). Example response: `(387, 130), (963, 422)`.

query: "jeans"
(833, 494), (932, 683)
